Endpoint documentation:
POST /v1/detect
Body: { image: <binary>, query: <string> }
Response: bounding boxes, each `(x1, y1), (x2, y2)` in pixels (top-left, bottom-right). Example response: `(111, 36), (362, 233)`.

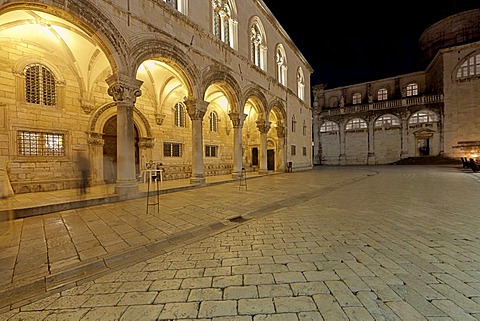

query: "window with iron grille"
(205, 145), (218, 157)
(18, 130), (65, 156)
(163, 142), (182, 157)
(24, 64), (56, 106)
(291, 145), (296, 156)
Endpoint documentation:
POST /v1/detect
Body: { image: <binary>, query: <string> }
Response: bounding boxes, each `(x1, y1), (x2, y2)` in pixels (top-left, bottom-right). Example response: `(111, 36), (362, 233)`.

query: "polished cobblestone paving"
(1, 165), (480, 320)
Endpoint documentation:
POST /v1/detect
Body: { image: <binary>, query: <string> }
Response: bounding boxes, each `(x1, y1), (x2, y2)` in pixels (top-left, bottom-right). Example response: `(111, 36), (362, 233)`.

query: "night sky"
(262, 0), (479, 89)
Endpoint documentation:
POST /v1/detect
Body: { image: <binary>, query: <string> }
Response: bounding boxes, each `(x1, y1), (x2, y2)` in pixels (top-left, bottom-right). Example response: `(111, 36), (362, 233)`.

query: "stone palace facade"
(312, 9), (480, 166)
(0, 0), (313, 198)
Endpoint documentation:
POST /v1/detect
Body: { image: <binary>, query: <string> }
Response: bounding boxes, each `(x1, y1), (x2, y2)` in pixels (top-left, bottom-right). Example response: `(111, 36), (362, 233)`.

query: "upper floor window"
(320, 121), (339, 132)
(456, 53), (480, 79)
(302, 120), (307, 136)
(24, 64), (56, 106)
(406, 83), (418, 97)
(346, 118), (367, 130)
(209, 111), (218, 132)
(375, 114), (400, 127)
(352, 93), (362, 105)
(212, 0), (237, 49)
(297, 67), (305, 100)
(377, 88), (388, 101)
(174, 102), (187, 127)
(275, 44), (287, 86)
(291, 115), (296, 133)
(164, 0), (187, 14)
(409, 110), (439, 124)
(250, 19), (266, 70)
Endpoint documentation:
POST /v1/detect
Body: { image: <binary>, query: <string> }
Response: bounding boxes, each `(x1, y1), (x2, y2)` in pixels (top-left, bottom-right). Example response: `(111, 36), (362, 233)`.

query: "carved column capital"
(256, 119), (271, 134)
(228, 112), (246, 127)
(139, 137), (155, 149)
(185, 98), (208, 121)
(87, 132), (104, 146)
(106, 73), (143, 104)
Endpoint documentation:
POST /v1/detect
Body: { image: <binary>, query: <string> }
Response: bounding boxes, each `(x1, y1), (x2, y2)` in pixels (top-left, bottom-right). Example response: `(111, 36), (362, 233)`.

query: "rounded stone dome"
(419, 8), (480, 64)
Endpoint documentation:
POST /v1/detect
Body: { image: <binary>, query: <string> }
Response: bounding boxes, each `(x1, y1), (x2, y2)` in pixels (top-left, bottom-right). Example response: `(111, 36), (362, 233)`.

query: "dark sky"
(263, 1), (480, 89)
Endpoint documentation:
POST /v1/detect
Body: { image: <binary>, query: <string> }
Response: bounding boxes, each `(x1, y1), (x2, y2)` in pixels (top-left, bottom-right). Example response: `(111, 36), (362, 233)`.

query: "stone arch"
(129, 38), (200, 98)
(268, 98), (287, 122)
(201, 65), (241, 111)
(1, 0), (129, 75)
(89, 102), (152, 138)
(241, 86), (268, 119)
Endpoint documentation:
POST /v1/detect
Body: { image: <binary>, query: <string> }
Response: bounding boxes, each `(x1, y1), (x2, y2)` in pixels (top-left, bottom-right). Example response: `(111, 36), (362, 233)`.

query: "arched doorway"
(102, 116), (140, 183)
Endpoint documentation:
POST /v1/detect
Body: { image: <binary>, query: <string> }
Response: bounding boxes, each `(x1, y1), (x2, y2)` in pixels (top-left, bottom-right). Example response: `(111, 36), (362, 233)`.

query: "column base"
(115, 180), (139, 198)
(190, 177), (206, 185)
(367, 153), (376, 165)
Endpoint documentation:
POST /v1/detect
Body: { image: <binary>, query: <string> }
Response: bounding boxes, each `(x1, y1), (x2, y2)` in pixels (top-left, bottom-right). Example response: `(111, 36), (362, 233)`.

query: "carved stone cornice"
(106, 74), (143, 105)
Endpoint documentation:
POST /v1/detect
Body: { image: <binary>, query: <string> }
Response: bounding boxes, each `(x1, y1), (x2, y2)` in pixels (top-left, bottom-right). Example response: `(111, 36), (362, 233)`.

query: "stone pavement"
(1, 165), (480, 320)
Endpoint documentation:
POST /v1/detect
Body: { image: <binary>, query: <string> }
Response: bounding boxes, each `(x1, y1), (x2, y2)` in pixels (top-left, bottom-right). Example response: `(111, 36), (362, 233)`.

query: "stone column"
(87, 132), (105, 186)
(367, 118), (376, 165)
(339, 121), (346, 165)
(256, 119), (271, 174)
(185, 99), (208, 184)
(276, 122), (286, 172)
(0, 103), (13, 198)
(106, 74), (143, 197)
(229, 112), (246, 179)
(400, 112), (409, 158)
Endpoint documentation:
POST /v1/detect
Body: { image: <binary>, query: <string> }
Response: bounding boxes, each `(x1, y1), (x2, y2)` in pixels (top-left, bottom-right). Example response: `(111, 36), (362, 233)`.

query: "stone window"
(352, 93), (362, 104)
(303, 120), (307, 136)
(276, 44), (287, 86)
(205, 145), (218, 157)
(456, 53), (480, 79)
(291, 115), (296, 133)
(209, 111), (218, 132)
(409, 110), (439, 124)
(17, 130), (65, 156)
(320, 121), (339, 132)
(406, 83), (418, 97)
(164, 142), (182, 157)
(213, 0), (236, 49)
(291, 145), (296, 156)
(375, 114), (400, 127)
(174, 102), (187, 127)
(297, 67), (305, 100)
(377, 88), (388, 101)
(24, 64), (56, 106)
(250, 20), (266, 70)
(346, 118), (367, 130)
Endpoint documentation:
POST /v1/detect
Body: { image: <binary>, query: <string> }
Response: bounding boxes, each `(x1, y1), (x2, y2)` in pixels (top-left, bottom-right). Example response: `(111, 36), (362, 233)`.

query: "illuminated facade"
(312, 9), (480, 165)
(0, 0), (313, 198)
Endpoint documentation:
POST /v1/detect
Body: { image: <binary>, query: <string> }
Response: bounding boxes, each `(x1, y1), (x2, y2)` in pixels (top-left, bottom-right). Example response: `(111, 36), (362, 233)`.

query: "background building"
(313, 8), (480, 166)
(0, 0), (313, 198)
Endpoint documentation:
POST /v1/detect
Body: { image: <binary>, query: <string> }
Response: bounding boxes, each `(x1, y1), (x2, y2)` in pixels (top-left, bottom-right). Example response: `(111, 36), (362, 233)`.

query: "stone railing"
(320, 94), (444, 116)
